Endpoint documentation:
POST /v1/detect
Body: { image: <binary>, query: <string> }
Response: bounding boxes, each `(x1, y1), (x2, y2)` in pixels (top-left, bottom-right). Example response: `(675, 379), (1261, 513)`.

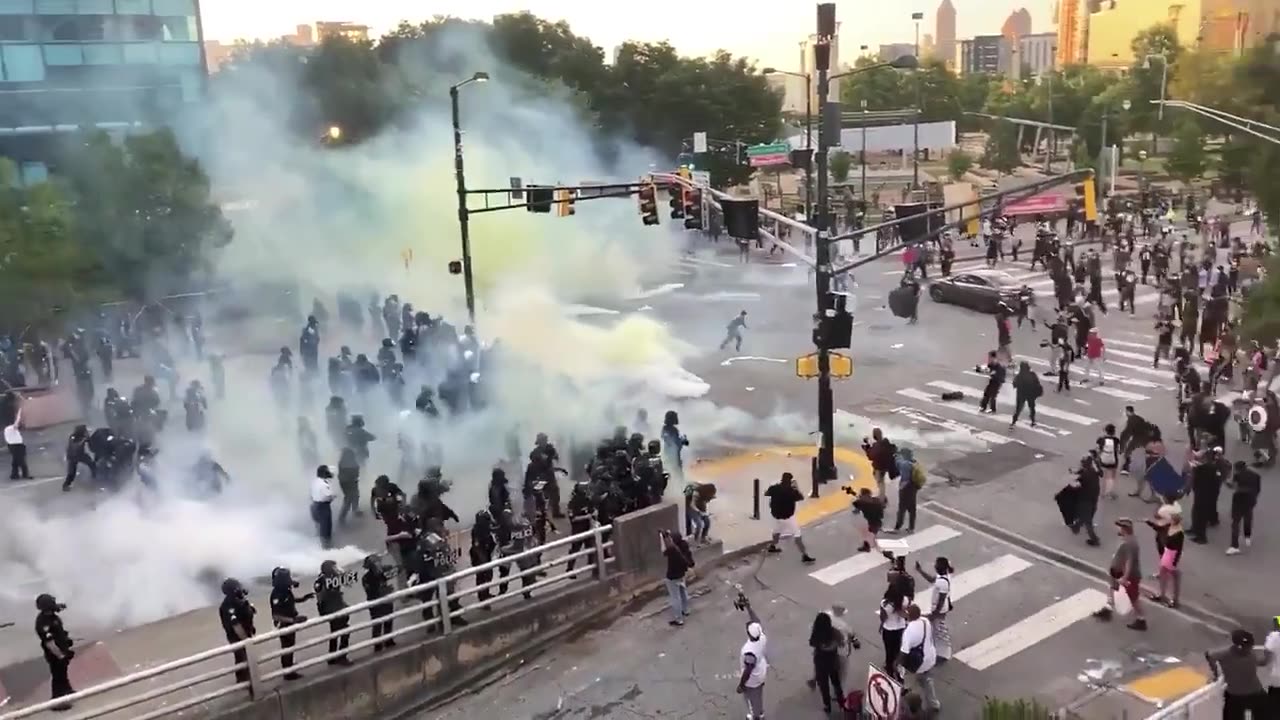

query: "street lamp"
(911, 11), (925, 189)
(450, 71), (489, 325)
(763, 67), (813, 220)
(326, 125), (342, 141)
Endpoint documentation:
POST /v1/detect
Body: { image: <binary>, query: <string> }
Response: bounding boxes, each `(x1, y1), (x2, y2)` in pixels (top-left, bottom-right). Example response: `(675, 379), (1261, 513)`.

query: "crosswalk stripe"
(808, 525), (962, 586)
(962, 369), (1149, 402)
(914, 555), (1034, 613)
(895, 388), (1065, 437)
(1014, 355), (1171, 390)
(1105, 358), (1173, 379)
(1105, 339), (1153, 350)
(889, 407), (1017, 445)
(927, 380), (1095, 426)
(952, 588), (1109, 671)
(1106, 347), (1160, 364)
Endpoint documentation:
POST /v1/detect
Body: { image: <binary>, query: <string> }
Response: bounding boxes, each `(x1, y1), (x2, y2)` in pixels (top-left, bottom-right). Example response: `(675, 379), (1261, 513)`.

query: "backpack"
(911, 462), (927, 489)
(901, 619), (931, 673)
(885, 443), (900, 479)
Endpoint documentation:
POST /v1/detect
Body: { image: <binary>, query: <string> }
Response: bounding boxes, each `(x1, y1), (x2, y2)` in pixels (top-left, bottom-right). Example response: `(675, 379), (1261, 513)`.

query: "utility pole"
(860, 99), (867, 212)
(911, 12), (924, 190)
(813, 4), (837, 487)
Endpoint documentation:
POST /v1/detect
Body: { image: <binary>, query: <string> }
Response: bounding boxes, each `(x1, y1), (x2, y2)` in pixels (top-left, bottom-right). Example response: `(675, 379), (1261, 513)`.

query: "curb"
(920, 501), (1243, 633)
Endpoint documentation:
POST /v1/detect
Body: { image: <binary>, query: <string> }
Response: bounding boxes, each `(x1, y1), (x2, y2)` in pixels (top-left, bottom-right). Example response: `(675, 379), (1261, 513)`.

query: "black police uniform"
(217, 593), (256, 683)
(314, 572), (353, 664)
(362, 562), (396, 651)
(470, 515), (498, 603)
(268, 582), (309, 677)
(565, 489), (598, 575)
(412, 535), (466, 627)
(35, 606), (75, 706)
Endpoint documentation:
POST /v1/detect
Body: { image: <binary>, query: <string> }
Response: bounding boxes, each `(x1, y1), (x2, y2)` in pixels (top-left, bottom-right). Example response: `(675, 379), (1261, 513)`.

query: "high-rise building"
(1002, 8), (1033, 39)
(935, 0), (956, 68)
(956, 34), (1014, 75)
(1054, 0), (1085, 65)
(0, 0), (207, 183)
(1016, 32), (1057, 76)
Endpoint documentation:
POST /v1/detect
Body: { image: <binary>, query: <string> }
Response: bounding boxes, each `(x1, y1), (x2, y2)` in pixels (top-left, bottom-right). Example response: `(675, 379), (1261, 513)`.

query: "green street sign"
(746, 142), (791, 157)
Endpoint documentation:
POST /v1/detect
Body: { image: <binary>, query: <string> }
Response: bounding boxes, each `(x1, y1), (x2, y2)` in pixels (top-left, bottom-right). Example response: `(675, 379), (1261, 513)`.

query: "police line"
(0, 524), (617, 720)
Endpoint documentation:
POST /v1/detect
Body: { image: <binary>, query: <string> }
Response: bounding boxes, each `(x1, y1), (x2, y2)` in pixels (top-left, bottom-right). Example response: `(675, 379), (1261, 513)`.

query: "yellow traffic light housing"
(1082, 173), (1098, 223)
(555, 188), (576, 217)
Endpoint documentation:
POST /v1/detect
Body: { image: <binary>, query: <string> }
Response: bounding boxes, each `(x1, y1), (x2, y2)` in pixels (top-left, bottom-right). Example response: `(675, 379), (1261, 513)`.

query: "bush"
(980, 697), (1054, 720)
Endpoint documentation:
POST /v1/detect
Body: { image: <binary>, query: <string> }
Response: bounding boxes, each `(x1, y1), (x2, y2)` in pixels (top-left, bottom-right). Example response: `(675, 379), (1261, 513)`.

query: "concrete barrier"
(205, 502), (684, 720)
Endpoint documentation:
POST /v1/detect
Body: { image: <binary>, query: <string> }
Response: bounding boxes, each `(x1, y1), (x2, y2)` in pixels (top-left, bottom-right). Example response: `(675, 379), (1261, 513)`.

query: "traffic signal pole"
(813, 46), (838, 491)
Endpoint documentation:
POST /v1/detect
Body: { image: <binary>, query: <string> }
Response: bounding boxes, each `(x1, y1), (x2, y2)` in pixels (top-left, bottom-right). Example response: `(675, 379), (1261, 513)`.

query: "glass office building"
(0, 0), (206, 182)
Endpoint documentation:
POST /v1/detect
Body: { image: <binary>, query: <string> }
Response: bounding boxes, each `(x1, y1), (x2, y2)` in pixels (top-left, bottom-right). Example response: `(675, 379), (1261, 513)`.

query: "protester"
(764, 473), (815, 564)
(660, 530), (693, 627)
(1205, 628), (1271, 719)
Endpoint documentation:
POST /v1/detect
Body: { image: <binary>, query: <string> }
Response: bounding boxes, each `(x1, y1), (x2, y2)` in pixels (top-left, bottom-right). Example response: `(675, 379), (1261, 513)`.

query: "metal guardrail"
(1, 525), (616, 720)
(1143, 680), (1223, 719)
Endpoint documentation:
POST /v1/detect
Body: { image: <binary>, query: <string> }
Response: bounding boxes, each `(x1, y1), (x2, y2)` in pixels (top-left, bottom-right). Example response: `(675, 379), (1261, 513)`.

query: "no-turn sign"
(864, 664), (903, 719)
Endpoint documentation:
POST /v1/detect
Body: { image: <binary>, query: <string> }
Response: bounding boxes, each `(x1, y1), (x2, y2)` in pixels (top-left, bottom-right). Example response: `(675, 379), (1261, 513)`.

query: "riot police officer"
(488, 468), (512, 518)
(269, 567), (313, 681)
(470, 510), (499, 605)
(498, 513), (539, 600)
(299, 315), (320, 373)
(314, 561), (354, 666)
(565, 482), (598, 576)
(411, 520), (468, 629)
(217, 578), (256, 684)
(35, 593), (75, 710)
(361, 555), (396, 651)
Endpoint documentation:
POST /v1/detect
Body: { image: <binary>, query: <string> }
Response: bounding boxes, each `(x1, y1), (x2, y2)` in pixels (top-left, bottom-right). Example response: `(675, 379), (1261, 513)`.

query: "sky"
(201, 0), (1048, 70)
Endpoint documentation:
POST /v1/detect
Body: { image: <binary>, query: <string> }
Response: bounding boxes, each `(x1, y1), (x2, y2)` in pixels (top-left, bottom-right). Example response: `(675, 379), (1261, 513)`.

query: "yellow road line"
(1123, 666), (1210, 703)
(691, 445), (875, 527)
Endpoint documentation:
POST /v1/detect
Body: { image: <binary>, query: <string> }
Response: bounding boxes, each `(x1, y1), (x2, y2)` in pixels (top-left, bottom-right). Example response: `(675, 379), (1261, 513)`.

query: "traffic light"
(555, 188), (576, 217)
(637, 183), (659, 226)
(668, 187), (684, 219)
(683, 188), (703, 230)
(447, 260), (462, 275)
(721, 198), (759, 239)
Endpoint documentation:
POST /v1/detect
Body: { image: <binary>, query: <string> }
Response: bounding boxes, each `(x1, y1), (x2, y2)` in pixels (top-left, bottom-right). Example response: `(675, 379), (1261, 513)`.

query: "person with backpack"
(1097, 423), (1122, 499)
(861, 429), (897, 500)
(1010, 361), (1043, 429)
(898, 604), (941, 714)
(914, 557), (955, 662)
(887, 447), (924, 534)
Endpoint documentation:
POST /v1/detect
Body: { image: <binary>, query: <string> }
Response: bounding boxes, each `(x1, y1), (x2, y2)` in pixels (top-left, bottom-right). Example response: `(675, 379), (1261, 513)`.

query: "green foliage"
(0, 160), (87, 332)
(1164, 120), (1207, 185)
(214, 13), (782, 189)
(1125, 24), (1181, 135)
(982, 123), (1021, 175)
(980, 697), (1054, 720)
(1242, 256), (1280, 346)
(57, 130), (232, 302)
(947, 149), (974, 180)
(829, 151), (852, 183)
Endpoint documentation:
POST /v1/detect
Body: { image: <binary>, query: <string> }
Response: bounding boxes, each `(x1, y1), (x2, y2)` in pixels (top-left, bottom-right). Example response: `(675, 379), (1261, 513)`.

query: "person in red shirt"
(1084, 328), (1106, 385)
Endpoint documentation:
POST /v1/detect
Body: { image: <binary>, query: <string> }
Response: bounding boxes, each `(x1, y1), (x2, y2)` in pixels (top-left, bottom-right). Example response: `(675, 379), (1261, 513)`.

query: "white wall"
(787, 120), (957, 154)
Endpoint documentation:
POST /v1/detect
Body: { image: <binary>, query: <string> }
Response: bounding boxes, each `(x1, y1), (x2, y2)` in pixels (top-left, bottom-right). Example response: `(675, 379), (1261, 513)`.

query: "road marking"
(895, 388), (1064, 438)
(1106, 347), (1164, 364)
(1015, 355), (1170, 390)
(1105, 339), (1154, 350)
(1105, 358), (1173, 379)
(720, 356), (788, 367)
(678, 256), (733, 268)
(1123, 666), (1212, 703)
(0, 476), (63, 494)
(809, 525), (962, 586)
(953, 588), (1109, 671)
(973, 367), (1149, 402)
(927, 380), (1095, 426)
(626, 283), (684, 300)
(914, 554), (1033, 612)
(889, 407), (1016, 445)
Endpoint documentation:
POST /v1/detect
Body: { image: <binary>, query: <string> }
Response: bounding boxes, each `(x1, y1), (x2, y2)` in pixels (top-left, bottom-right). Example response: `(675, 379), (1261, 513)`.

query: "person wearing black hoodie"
(1010, 361), (1043, 429)
(764, 473), (816, 564)
(978, 351), (1006, 414)
(1069, 453), (1102, 546)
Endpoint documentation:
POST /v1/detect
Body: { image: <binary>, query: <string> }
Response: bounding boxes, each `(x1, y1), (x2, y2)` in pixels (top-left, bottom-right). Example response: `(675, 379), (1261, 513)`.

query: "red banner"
(1003, 193), (1068, 216)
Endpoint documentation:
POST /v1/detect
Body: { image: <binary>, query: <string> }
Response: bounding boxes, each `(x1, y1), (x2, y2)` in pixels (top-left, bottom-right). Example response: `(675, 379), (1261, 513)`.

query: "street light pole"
(911, 12), (924, 190)
(860, 99), (868, 212)
(450, 72), (489, 325)
(814, 50), (836, 490)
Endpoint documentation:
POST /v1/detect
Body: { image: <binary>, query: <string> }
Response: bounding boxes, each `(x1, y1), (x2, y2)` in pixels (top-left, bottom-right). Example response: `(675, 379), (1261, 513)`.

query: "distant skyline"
(202, 0), (1044, 70)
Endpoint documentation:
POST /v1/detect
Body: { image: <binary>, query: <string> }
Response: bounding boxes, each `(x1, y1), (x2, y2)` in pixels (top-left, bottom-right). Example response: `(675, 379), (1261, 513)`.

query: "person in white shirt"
(899, 604), (941, 714)
(734, 590), (768, 720)
(5, 409), (31, 481)
(914, 557), (954, 661)
(1266, 616), (1280, 707)
(310, 465), (336, 549)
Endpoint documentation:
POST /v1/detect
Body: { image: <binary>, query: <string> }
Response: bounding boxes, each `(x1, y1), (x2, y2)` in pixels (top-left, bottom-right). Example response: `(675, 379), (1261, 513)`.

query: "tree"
(946, 149), (974, 180)
(982, 123), (1021, 175)
(0, 160), (92, 333)
(840, 56), (908, 111)
(829, 151), (851, 183)
(1164, 120), (1207, 185)
(1126, 23), (1182, 137)
(58, 130), (233, 301)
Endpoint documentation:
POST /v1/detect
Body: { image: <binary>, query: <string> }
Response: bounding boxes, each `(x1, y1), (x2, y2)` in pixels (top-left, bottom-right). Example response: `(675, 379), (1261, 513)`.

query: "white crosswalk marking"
(914, 555), (1034, 613)
(926, 380), (1096, 426)
(895, 388), (1065, 437)
(952, 588), (1109, 670)
(889, 407), (1016, 445)
(809, 525), (962, 586)
(1105, 347), (1162, 364)
(1105, 358), (1172, 379)
(1014, 355), (1171, 390)
(962, 367), (1148, 402)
